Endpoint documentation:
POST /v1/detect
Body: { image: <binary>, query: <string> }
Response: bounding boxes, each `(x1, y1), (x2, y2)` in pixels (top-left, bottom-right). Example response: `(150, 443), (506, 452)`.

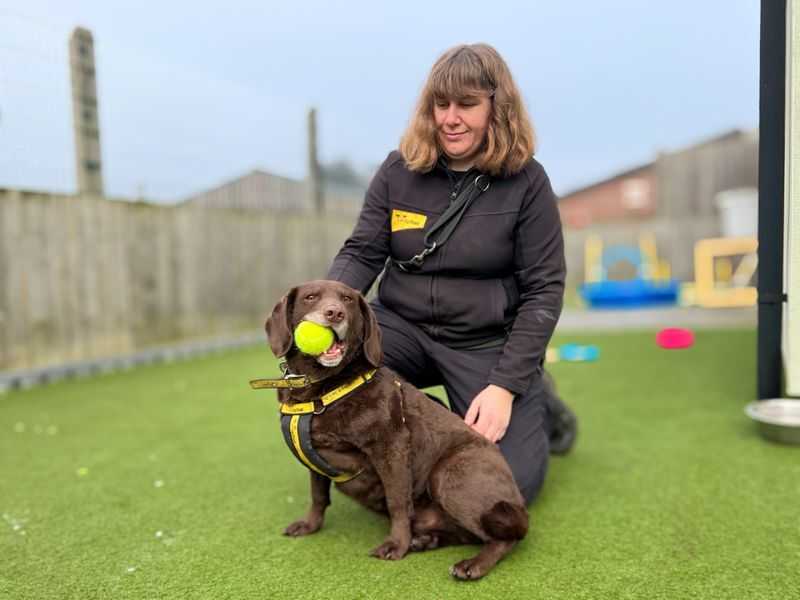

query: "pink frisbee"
(656, 328), (694, 349)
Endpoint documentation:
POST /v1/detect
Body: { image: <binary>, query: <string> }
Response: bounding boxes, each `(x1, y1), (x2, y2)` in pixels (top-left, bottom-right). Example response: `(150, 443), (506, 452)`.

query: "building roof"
(560, 162), (654, 200)
(559, 128), (755, 201)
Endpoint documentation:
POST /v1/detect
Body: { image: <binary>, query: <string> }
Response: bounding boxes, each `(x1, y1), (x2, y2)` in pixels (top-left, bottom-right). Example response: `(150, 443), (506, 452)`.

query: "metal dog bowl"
(744, 399), (800, 445)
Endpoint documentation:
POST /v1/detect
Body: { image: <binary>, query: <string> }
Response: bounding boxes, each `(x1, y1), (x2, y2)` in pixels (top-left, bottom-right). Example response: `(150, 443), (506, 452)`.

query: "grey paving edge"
(0, 307), (757, 393)
(556, 306), (757, 332)
(0, 332), (265, 394)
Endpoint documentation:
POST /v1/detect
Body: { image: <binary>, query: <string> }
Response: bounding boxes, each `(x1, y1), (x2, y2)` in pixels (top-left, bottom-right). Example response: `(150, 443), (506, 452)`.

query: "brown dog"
(264, 280), (528, 580)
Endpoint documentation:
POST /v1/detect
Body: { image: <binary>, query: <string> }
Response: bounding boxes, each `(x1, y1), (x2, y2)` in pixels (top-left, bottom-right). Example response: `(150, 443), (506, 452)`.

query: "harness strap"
(280, 414), (361, 482)
(249, 375), (315, 390)
(254, 368), (377, 483)
(278, 369), (377, 415)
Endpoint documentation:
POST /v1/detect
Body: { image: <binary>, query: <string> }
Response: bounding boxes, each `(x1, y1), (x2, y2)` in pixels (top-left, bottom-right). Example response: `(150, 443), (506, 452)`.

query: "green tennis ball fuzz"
(293, 321), (335, 356)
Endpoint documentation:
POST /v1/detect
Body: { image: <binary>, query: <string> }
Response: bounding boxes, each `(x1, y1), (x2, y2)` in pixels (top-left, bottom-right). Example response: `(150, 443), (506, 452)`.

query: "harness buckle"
(280, 361), (307, 382)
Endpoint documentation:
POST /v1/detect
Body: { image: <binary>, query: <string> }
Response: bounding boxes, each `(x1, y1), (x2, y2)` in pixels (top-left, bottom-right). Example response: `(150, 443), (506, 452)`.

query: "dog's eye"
(304, 294), (317, 302)
(342, 295), (353, 303)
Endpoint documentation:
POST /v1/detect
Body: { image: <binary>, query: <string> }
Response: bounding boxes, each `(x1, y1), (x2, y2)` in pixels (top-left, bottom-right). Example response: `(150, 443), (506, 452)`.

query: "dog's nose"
(323, 303), (345, 324)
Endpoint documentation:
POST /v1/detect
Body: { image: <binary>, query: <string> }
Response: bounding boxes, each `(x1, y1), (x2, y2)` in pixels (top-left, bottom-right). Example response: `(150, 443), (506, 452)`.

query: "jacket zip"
(433, 241), (452, 340)
(430, 273), (438, 335)
(430, 169), (469, 336)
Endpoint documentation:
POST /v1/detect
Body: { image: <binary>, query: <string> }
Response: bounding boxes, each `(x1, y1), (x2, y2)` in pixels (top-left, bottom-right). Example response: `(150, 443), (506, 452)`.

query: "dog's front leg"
(283, 471), (331, 536)
(366, 429), (413, 560)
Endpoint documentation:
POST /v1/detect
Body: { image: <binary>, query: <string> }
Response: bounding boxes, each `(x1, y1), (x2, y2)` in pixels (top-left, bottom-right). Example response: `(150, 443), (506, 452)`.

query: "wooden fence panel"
(0, 191), (356, 371)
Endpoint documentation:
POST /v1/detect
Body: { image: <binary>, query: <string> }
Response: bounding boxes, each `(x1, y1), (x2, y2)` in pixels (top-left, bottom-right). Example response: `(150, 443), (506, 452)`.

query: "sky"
(0, 1), (760, 202)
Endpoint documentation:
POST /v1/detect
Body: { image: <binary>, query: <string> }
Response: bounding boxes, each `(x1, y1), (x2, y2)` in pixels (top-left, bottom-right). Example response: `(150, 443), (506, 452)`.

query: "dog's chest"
(310, 418), (367, 470)
(278, 410), (365, 482)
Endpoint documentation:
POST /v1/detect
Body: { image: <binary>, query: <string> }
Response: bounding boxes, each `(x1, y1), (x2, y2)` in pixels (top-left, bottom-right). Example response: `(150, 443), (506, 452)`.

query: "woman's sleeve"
(326, 152), (397, 294)
(487, 163), (566, 396)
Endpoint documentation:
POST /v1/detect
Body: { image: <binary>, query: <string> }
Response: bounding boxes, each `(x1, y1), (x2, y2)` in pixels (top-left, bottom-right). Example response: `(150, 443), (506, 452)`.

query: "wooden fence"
(0, 189), (354, 371)
(0, 181), (736, 371)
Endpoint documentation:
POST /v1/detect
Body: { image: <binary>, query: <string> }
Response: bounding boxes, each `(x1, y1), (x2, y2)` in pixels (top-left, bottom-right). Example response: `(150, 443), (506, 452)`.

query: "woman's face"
(433, 91), (492, 170)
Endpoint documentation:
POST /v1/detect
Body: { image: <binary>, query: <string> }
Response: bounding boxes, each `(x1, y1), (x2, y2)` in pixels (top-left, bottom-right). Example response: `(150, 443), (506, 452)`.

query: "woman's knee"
(504, 431), (549, 505)
(498, 398), (550, 505)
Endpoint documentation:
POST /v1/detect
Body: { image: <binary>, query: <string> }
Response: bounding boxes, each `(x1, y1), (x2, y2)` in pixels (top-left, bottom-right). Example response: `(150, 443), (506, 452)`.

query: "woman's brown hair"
(399, 43), (536, 177)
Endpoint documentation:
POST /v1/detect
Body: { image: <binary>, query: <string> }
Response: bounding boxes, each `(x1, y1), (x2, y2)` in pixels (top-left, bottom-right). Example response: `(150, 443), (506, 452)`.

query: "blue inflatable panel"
(579, 279), (680, 309)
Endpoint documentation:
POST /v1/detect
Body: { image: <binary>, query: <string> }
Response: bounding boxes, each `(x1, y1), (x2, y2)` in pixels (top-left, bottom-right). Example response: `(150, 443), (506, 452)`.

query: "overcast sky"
(0, 1), (759, 202)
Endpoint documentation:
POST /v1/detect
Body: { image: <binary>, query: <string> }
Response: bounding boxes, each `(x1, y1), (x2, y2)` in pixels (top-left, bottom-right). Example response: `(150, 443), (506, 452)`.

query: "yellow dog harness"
(250, 369), (377, 482)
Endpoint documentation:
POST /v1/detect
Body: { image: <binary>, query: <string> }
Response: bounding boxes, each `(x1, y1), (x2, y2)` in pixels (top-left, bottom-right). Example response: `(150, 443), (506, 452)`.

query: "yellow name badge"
(391, 210), (427, 232)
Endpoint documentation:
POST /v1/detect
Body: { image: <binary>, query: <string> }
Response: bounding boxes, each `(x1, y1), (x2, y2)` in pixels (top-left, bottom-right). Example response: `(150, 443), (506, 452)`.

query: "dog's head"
(265, 280), (382, 375)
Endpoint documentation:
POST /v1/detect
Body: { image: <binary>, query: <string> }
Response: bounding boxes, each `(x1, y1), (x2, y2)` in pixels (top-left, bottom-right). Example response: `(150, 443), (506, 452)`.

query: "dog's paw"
(283, 519), (321, 537)
(449, 558), (485, 581)
(369, 538), (409, 560)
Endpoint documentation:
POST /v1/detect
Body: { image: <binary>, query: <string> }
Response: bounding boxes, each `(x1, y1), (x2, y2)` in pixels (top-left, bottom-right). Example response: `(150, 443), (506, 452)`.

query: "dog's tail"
(480, 501), (529, 541)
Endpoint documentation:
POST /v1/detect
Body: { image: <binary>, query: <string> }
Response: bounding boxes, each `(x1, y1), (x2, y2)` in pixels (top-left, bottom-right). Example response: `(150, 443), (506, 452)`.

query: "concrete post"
(307, 107), (323, 213)
(69, 27), (104, 196)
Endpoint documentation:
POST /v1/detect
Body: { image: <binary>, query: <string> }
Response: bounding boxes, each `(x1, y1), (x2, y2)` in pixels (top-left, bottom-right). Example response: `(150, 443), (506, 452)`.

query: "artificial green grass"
(1, 329), (798, 599)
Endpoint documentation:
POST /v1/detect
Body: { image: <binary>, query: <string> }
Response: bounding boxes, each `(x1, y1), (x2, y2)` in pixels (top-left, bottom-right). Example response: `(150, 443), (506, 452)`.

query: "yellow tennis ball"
(294, 321), (335, 356)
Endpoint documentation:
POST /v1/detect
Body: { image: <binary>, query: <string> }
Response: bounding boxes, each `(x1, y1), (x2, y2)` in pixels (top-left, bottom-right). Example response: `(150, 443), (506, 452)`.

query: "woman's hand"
(464, 384), (513, 443)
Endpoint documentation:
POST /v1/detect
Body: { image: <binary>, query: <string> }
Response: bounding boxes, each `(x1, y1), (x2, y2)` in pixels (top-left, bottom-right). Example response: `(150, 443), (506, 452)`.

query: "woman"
(327, 43), (575, 504)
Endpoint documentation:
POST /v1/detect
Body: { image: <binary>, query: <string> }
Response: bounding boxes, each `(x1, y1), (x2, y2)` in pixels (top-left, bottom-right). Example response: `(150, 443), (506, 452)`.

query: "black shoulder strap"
(393, 173), (491, 272)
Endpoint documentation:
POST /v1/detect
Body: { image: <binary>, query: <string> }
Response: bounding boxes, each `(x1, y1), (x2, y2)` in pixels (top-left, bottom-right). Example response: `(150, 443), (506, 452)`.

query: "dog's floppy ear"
(266, 287), (298, 358)
(358, 293), (383, 367)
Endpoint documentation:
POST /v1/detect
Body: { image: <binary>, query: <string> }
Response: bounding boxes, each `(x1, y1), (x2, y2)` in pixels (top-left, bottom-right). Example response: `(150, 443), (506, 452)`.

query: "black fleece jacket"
(327, 151), (565, 397)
